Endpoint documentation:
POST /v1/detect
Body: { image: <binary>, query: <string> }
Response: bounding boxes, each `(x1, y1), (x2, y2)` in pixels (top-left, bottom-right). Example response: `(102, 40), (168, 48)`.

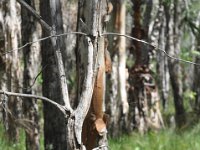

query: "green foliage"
(0, 124), (26, 150)
(0, 124), (44, 150)
(183, 90), (196, 111)
(109, 123), (200, 150)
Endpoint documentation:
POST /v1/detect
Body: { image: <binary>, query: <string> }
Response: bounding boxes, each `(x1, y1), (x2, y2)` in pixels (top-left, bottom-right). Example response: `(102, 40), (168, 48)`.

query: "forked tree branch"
(0, 90), (66, 115)
(74, 37), (96, 144)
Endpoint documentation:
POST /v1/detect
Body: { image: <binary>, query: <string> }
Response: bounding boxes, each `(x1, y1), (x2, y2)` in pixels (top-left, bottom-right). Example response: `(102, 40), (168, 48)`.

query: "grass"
(109, 123), (200, 150)
(0, 124), (26, 150)
(0, 123), (44, 150)
(1, 118), (200, 150)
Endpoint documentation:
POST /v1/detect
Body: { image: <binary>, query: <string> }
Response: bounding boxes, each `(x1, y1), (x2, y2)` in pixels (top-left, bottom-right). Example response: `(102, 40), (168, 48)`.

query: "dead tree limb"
(0, 90), (66, 114)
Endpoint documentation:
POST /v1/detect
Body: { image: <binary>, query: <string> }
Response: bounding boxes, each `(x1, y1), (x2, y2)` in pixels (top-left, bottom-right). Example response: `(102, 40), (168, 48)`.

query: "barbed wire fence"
(3, 31), (200, 66)
(1, 30), (200, 134)
(1, 31), (200, 91)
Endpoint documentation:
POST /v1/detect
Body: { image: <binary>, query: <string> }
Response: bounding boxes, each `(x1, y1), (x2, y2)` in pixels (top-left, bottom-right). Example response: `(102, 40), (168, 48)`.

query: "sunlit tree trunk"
(150, 0), (170, 110)
(106, 0), (129, 137)
(0, 0), (22, 142)
(21, 0), (40, 149)
(40, 0), (68, 149)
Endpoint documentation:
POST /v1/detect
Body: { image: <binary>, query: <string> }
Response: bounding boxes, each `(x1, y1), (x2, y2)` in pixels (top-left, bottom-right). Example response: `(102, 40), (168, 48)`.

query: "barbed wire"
(101, 32), (200, 66)
(2, 32), (87, 55)
(2, 31), (200, 67)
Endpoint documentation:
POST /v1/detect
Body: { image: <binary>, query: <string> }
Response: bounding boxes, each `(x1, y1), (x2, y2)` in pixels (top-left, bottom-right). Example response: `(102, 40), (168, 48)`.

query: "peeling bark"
(75, 0), (109, 149)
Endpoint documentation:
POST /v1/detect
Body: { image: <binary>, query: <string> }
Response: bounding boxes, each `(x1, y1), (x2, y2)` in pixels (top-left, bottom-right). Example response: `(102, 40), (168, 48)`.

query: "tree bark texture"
(194, 35), (200, 113)
(150, 0), (170, 110)
(164, 0), (186, 127)
(128, 0), (164, 133)
(0, 0), (22, 142)
(75, 0), (109, 149)
(105, 0), (129, 137)
(61, 1), (78, 104)
(21, 0), (40, 149)
(40, 0), (68, 149)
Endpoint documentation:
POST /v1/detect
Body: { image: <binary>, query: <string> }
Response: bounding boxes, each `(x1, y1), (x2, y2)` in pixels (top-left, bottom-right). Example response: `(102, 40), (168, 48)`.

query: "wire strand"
(101, 32), (200, 66)
(2, 31), (200, 67)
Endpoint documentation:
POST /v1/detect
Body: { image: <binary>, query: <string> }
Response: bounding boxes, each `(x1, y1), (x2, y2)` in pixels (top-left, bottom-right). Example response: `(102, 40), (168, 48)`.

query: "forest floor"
(1, 121), (200, 150)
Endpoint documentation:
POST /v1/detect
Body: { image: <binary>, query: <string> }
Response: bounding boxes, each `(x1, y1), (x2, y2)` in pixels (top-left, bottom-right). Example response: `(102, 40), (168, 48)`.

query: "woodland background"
(0, 0), (200, 150)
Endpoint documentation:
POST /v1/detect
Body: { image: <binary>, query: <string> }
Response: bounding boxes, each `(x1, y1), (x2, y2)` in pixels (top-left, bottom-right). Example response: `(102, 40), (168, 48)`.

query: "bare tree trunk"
(105, 0), (129, 137)
(117, 0), (129, 124)
(0, 1), (6, 121)
(150, 0), (170, 110)
(194, 35), (200, 113)
(76, 1), (109, 149)
(21, 0), (40, 149)
(61, 1), (78, 106)
(40, 0), (68, 149)
(128, 0), (164, 133)
(0, 0), (22, 142)
(164, 0), (186, 127)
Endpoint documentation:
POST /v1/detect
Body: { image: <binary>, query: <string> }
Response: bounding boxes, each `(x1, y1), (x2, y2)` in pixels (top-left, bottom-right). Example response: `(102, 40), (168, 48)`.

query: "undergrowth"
(109, 123), (200, 150)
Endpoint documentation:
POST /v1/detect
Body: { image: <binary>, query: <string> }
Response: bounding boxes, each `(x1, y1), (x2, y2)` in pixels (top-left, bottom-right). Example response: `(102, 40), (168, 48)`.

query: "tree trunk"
(106, 0), (129, 137)
(0, 0), (22, 142)
(164, 0), (186, 127)
(75, 0), (109, 149)
(21, 0), (40, 149)
(40, 0), (68, 149)
(194, 35), (200, 113)
(150, 0), (170, 110)
(61, 1), (78, 106)
(128, 0), (164, 133)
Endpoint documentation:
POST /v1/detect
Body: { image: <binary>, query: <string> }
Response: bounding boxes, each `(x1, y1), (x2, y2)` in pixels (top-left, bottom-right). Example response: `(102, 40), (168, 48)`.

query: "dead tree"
(15, 0), (110, 149)
(0, 0), (22, 142)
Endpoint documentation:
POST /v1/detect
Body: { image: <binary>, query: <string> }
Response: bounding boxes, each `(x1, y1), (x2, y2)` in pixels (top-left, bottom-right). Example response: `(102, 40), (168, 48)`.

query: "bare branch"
(0, 90), (66, 115)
